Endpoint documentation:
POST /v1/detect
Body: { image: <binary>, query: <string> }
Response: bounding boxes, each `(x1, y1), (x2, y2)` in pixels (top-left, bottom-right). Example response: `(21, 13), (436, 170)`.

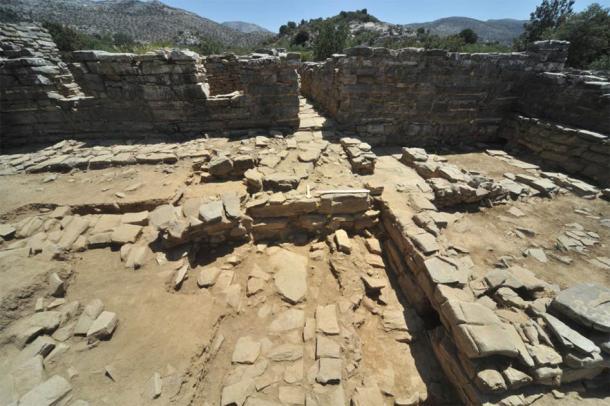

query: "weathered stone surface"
(149, 205), (177, 229)
(552, 283), (610, 332)
(110, 224), (142, 245)
(18, 375), (72, 406)
(475, 369), (507, 393)
(316, 358), (342, 384)
(221, 378), (255, 406)
(542, 313), (600, 354)
(267, 343), (303, 361)
(274, 258), (307, 304)
(232, 336), (261, 365)
(316, 335), (341, 359)
(86, 311), (118, 340)
(199, 200), (224, 223)
(315, 304), (340, 335)
(10, 355), (45, 397)
(269, 309), (305, 333)
(197, 267), (222, 287)
(278, 386), (305, 405)
(74, 299), (104, 336)
(334, 229), (351, 254)
(351, 385), (384, 405)
(7, 311), (62, 348)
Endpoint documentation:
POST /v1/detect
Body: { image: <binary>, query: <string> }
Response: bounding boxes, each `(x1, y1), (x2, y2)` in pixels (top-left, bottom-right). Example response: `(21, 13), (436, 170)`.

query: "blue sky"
(160, 0), (610, 32)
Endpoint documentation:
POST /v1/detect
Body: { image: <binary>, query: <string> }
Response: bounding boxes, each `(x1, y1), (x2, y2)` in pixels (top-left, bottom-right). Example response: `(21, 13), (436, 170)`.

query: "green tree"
(552, 3), (610, 68)
(458, 28), (478, 44)
(292, 30), (310, 46)
(313, 20), (348, 61)
(522, 0), (574, 43)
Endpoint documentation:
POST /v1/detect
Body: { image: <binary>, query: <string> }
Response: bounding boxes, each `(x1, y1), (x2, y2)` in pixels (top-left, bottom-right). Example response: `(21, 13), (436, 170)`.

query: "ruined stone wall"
(501, 115), (610, 187)
(0, 23), (300, 150)
(299, 41), (569, 146)
(516, 71), (610, 135)
(204, 54), (243, 95)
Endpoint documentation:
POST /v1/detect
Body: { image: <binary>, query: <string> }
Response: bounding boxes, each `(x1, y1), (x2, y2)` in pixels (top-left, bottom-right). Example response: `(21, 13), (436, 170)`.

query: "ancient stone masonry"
(299, 41), (569, 147)
(515, 71), (610, 135)
(382, 147), (610, 405)
(204, 54), (245, 95)
(0, 23), (300, 150)
(500, 116), (610, 187)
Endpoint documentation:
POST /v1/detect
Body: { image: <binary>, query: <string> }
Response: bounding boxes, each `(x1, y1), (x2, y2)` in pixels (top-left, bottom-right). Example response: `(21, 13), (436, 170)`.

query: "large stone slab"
(542, 313), (601, 355)
(18, 375), (72, 406)
(552, 283), (610, 332)
(272, 250), (308, 304)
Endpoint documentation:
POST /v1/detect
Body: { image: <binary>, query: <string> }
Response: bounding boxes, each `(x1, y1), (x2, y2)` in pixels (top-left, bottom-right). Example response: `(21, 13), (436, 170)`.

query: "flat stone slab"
(86, 311), (118, 339)
(232, 336), (261, 364)
(269, 309), (305, 333)
(552, 283), (610, 332)
(315, 304), (340, 335)
(274, 258), (307, 304)
(18, 375), (72, 406)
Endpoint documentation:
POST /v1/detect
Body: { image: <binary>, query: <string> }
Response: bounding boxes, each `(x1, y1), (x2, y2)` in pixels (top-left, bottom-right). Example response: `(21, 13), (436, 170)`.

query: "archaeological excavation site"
(1, 22), (610, 406)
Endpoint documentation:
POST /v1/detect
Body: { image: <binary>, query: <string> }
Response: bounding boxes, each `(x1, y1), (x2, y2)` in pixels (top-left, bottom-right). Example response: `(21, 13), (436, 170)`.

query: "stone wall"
(299, 41), (569, 146)
(0, 23), (300, 150)
(501, 115), (610, 187)
(380, 185), (610, 406)
(515, 71), (610, 135)
(204, 54), (244, 95)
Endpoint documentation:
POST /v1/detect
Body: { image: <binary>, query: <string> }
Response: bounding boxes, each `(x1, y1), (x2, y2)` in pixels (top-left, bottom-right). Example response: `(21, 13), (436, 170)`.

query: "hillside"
(0, 0), (268, 48)
(405, 17), (526, 44)
(222, 21), (272, 34)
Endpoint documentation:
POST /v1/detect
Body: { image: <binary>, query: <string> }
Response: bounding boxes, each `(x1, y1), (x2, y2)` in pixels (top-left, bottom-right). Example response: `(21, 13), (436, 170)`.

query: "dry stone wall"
(204, 54), (244, 95)
(501, 116), (610, 187)
(0, 23), (300, 150)
(515, 71), (610, 135)
(299, 41), (569, 146)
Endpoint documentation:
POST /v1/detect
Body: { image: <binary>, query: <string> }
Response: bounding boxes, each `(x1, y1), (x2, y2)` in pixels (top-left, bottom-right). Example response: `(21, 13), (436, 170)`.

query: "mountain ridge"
(404, 16), (526, 43)
(0, 0), (272, 47)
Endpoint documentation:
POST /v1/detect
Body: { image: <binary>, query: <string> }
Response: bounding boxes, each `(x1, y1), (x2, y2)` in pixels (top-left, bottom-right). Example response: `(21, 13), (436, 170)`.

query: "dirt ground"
(0, 100), (608, 406)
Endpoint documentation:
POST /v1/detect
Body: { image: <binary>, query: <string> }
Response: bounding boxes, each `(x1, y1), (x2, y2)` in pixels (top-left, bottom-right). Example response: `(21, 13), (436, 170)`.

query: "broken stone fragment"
(174, 265), (189, 289)
(146, 372), (162, 400)
(86, 311), (118, 340)
(199, 200), (224, 223)
(110, 224), (142, 245)
(8, 311), (62, 348)
(74, 299), (104, 336)
(334, 229), (351, 254)
(475, 369), (507, 393)
(197, 266), (222, 288)
(48, 272), (65, 297)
